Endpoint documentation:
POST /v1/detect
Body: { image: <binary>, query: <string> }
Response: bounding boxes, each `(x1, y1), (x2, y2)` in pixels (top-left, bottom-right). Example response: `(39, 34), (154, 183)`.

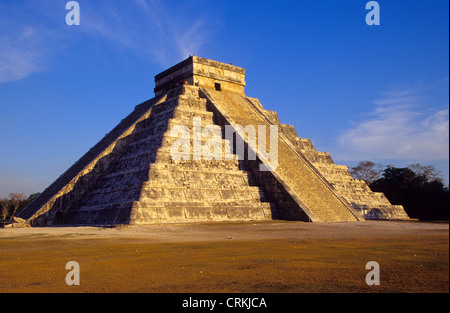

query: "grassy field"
(0, 221), (448, 293)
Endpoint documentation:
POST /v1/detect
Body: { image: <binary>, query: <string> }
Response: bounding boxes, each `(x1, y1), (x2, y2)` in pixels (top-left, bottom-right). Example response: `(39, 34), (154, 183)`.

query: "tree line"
(350, 161), (449, 220)
(0, 192), (40, 221)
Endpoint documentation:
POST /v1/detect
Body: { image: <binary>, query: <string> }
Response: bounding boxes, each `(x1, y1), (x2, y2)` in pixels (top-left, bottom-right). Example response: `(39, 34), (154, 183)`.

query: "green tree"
(371, 166), (449, 220)
(27, 192), (41, 202)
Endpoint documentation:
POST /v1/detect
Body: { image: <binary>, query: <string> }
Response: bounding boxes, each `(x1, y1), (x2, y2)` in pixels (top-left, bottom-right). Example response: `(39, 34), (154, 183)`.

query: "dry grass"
(1, 227), (448, 293)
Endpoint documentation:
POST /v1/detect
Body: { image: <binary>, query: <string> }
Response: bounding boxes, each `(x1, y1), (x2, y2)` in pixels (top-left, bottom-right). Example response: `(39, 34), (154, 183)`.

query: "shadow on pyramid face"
(48, 89), (180, 226)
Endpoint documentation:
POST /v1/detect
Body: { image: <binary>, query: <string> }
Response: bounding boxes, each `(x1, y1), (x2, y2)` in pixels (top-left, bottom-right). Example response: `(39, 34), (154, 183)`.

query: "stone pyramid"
(17, 56), (408, 226)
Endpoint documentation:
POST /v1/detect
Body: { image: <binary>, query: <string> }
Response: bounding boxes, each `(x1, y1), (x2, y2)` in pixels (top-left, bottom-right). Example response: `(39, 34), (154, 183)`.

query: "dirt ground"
(0, 220), (448, 293)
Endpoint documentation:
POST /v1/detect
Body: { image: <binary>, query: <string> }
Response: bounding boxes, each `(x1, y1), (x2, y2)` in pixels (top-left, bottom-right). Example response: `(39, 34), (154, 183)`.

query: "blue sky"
(0, 0), (448, 197)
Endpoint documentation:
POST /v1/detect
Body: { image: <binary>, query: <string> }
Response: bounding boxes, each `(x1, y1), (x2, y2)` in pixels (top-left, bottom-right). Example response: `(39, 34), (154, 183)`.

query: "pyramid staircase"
(244, 97), (409, 220)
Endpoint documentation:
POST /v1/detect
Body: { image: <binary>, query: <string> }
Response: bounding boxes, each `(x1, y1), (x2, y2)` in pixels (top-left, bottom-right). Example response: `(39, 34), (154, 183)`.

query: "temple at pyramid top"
(154, 56), (246, 96)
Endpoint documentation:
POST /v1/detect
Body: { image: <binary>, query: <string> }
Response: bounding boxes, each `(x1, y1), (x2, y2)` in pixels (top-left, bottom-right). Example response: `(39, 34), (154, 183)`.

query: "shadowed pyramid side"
(16, 94), (164, 225)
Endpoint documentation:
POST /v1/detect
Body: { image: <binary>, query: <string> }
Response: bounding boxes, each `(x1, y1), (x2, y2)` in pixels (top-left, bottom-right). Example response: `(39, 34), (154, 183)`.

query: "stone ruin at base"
(17, 56), (409, 226)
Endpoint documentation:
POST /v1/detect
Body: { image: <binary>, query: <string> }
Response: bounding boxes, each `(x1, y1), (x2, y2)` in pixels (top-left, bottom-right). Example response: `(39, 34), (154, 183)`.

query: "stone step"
(159, 131), (231, 147)
(343, 194), (392, 206)
(289, 138), (315, 150)
(313, 167), (354, 179)
(176, 94), (208, 111)
(167, 116), (215, 130)
(139, 185), (266, 203)
(75, 198), (135, 211)
(101, 164), (150, 178)
(173, 104), (214, 119)
(146, 167), (252, 187)
(157, 139), (237, 161)
(333, 185), (373, 193)
(67, 209), (132, 225)
(71, 195), (274, 225)
(299, 150), (334, 164)
(154, 149), (243, 163)
(130, 201), (273, 224)
(112, 148), (158, 164)
(149, 158), (241, 170)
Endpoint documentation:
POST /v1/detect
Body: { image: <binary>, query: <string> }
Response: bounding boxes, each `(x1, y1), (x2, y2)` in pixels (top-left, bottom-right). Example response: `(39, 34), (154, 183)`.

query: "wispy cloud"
(0, 23), (48, 84)
(0, 0), (213, 84)
(80, 0), (212, 67)
(336, 86), (449, 161)
(0, 1), (69, 84)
